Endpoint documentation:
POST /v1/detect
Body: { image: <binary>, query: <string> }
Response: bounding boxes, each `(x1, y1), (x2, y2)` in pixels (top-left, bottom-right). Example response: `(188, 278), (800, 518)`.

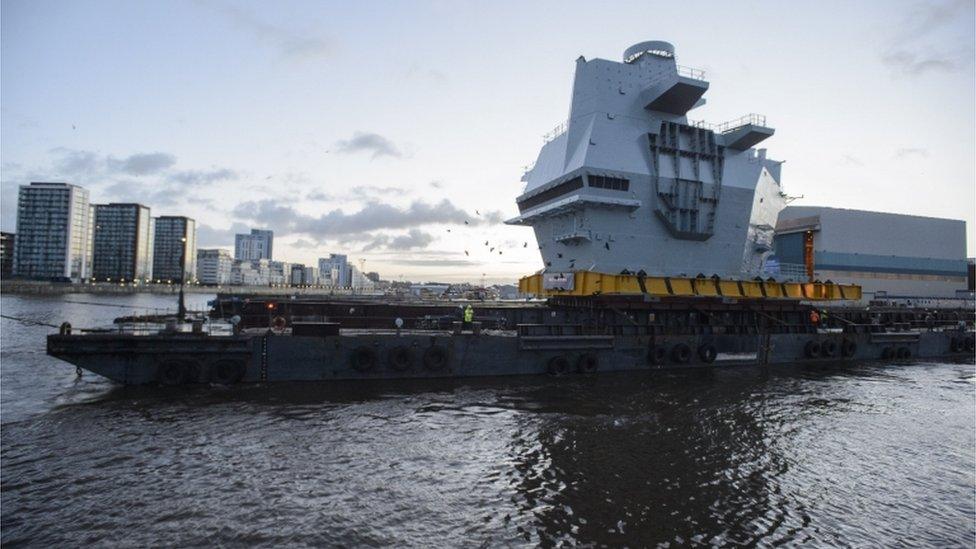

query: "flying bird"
(490, 247), (495, 252)
(464, 220), (469, 225)
(464, 250), (469, 256)
(476, 210), (480, 215)
(498, 251), (503, 255)
(484, 241), (489, 246)
(523, 242), (528, 248)
(447, 229), (452, 232)
(71, 124), (76, 130)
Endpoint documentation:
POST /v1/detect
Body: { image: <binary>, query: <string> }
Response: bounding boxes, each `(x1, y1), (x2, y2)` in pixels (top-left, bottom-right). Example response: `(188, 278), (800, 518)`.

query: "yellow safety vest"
(464, 307), (474, 322)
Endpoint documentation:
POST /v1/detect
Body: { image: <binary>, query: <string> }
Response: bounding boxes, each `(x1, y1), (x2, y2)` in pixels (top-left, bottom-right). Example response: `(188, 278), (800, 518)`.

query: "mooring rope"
(0, 314), (61, 328)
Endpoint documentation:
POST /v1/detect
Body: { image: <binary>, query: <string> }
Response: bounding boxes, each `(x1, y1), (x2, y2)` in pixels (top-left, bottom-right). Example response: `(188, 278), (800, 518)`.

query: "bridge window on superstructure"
(587, 175), (630, 191)
(517, 176), (584, 211)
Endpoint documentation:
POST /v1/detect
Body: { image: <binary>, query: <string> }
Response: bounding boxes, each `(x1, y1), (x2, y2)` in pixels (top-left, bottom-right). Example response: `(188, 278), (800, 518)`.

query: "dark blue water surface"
(2, 294), (974, 547)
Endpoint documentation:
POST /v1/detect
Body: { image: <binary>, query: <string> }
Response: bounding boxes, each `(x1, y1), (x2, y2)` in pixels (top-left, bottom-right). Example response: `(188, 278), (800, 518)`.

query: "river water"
(2, 294), (974, 547)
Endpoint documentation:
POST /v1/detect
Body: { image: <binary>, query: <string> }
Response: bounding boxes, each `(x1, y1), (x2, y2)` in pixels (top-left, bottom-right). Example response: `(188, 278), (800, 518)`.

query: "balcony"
(693, 114), (774, 150)
(640, 65), (709, 115)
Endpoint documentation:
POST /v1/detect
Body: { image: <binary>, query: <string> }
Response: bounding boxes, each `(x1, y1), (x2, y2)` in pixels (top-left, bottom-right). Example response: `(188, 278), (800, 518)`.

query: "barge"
(45, 39), (975, 384)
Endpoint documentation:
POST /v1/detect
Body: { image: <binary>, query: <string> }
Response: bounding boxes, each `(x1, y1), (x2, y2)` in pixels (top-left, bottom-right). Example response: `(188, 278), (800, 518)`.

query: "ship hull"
(47, 330), (975, 386)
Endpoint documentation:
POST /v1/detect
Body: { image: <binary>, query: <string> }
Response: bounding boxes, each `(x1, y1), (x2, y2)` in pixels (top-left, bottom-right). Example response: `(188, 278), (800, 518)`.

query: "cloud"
(363, 229), (435, 251)
(882, 0), (975, 76)
(232, 198), (493, 237)
(350, 185), (406, 195)
(51, 148), (100, 175)
(881, 50), (968, 75)
(306, 190), (333, 201)
(894, 147), (929, 159)
(199, 1), (334, 61)
(104, 180), (181, 207)
(106, 152), (176, 175)
(334, 132), (402, 159)
(168, 168), (239, 185)
(196, 222), (252, 248)
(403, 63), (448, 84)
(394, 259), (477, 267)
(901, 0), (972, 36)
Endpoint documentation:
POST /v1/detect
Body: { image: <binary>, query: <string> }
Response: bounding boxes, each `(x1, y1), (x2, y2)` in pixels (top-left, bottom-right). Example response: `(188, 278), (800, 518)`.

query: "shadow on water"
(5, 359), (975, 547)
(42, 366), (833, 545)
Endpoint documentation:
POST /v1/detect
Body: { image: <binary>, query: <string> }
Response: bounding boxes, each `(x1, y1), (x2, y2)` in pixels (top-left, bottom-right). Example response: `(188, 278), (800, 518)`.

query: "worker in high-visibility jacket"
(463, 305), (474, 330)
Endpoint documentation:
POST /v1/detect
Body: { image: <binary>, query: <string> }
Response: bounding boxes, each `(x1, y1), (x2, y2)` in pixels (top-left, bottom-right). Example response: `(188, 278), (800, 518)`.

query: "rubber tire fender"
(211, 359), (246, 385)
(648, 346), (667, 365)
(881, 347), (895, 360)
(423, 346), (448, 371)
(350, 346), (377, 372)
(158, 361), (188, 386)
(841, 339), (857, 358)
(671, 343), (692, 364)
(804, 340), (822, 359)
(388, 346), (413, 372)
(822, 339), (838, 358)
(950, 337), (963, 353)
(548, 355), (570, 377)
(577, 353), (598, 374)
(697, 344), (717, 364)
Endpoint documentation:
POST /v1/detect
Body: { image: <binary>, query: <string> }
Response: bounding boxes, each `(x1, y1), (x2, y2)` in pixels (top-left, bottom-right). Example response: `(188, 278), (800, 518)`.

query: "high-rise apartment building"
(14, 182), (92, 281)
(152, 216), (197, 283)
(234, 229), (273, 261)
(91, 203), (153, 281)
(318, 254), (349, 287)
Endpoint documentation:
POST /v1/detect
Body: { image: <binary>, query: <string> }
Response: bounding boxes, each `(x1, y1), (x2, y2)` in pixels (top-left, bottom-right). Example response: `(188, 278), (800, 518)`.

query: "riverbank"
(0, 280), (383, 297)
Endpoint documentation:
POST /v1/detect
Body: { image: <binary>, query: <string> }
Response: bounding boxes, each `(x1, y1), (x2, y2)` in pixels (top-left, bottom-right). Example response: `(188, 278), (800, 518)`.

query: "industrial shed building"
(774, 206), (968, 300)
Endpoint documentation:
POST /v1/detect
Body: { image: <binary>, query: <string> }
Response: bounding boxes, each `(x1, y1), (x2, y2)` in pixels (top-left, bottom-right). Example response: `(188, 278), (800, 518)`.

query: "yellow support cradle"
(518, 271), (861, 301)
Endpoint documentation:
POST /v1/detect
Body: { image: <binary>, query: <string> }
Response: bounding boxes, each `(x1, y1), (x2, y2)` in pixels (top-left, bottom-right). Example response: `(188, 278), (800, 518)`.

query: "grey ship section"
(507, 41), (783, 278)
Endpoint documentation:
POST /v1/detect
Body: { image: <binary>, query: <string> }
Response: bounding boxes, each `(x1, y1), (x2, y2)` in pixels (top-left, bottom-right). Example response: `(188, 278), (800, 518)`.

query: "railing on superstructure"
(542, 120), (568, 143)
(692, 113), (767, 134)
(675, 64), (706, 81)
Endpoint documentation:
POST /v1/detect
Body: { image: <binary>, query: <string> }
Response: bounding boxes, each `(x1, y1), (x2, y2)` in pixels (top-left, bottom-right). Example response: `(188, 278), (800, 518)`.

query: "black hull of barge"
(48, 329), (975, 386)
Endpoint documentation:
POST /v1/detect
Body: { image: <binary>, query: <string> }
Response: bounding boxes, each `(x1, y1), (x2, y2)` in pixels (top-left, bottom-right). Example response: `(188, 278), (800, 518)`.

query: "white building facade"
(196, 248), (233, 285)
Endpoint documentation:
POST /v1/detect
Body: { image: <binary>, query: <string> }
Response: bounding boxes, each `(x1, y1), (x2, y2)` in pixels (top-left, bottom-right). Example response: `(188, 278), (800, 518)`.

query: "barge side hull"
(48, 331), (975, 386)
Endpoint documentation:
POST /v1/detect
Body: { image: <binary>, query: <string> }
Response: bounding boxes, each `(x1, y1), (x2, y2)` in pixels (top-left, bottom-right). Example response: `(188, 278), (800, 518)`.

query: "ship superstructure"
(507, 41), (785, 280)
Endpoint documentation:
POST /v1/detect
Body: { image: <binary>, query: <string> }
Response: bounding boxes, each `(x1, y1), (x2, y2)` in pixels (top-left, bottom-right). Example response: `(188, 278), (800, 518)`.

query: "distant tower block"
(507, 41), (779, 279)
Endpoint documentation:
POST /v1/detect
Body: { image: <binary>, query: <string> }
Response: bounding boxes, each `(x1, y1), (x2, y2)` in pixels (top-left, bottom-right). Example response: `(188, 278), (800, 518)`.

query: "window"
(517, 176), (584, 211)
(587, 175), (630, 191)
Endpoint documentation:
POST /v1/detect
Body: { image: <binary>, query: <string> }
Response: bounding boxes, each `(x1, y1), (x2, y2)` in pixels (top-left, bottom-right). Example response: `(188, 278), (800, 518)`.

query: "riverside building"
(91, 203), (154, 282)
(152, 216), (197, 283)
(14, 182), (92, 281)
(235, 229), (274, 261)
(196, 248), (233, 285)
(0, 232), (15, 278)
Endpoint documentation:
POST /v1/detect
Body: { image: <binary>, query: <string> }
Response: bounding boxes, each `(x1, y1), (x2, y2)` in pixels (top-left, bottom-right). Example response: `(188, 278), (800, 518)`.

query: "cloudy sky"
(2, 0), (973, 283)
